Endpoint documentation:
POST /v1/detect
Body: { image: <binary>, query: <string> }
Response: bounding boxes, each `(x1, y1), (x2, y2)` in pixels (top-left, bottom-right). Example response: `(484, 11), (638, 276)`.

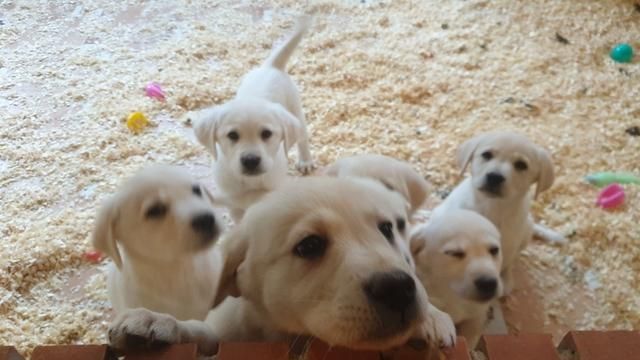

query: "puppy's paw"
(417, 305), (456, 348)
(108, 308), (181, 351)
(296, 159), (315, 174)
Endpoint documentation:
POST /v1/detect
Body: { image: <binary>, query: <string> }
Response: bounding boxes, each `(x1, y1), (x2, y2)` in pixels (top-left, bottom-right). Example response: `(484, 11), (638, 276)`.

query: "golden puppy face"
(411, 210), (502, 303)
(214, 177), (426, 350)
(92, 165), (222, 268)
(194, 98), (300, 178)
(457, 132), (554, 199)
(323, 154), (431, 215)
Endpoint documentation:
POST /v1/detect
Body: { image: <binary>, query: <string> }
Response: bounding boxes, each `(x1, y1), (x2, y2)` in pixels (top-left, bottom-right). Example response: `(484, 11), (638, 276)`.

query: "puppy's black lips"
(242, 169), (264, 176)
(199, 232), (218, 248)
(479, 186), (502, 197)
(471, 292), (496, 303)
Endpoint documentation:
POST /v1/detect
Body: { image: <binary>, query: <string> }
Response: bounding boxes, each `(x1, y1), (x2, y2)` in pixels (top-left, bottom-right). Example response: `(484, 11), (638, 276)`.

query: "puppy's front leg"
(456, 316), (487, 350)
(293, 115), (314, 174)
(500, 266), (515, 296)
(109, 308), (219, 356)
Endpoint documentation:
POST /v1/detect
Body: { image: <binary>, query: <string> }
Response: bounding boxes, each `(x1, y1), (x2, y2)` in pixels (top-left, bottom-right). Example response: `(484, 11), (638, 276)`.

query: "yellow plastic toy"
(126, 112), (149, 133)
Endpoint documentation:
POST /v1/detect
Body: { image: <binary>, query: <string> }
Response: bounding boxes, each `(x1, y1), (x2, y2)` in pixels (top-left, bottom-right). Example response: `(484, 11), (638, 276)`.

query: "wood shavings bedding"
(0, 0), (638, 355)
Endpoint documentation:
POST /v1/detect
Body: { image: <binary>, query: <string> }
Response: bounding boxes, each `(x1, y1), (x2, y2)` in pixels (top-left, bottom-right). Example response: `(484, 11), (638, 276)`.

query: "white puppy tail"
(263, 15), (312, 71)
(533, 223), (567, 245)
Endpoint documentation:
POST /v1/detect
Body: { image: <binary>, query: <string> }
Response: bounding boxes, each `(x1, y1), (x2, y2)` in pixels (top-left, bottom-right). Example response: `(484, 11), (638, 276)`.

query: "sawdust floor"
(1, 0), (639, 356)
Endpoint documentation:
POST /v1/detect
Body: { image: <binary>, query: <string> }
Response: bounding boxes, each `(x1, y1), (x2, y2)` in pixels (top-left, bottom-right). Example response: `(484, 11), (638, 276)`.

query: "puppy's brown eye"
(481, 151), (493, 160)
(192, 185), (202, 197)
(396, 218), (406, 232)
(514, 160), (528, 171)
(293, 235), (327, 260)
(378, 221), (394, 243)
(445, 250), (465, 259)
(261, 129), (272, 140)
(145, 203), (168, 219)
(489, 246), (500, 256)
(227, 131), (239, 142)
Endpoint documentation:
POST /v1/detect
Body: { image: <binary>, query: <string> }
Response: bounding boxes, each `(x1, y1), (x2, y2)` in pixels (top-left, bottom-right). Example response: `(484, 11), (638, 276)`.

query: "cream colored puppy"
(322, 154), (431, 216)
(411, 209), (502, 348)
(107, 177), (455, 355)
(433, 131), (565, 294)
(193, 17), (314, 221)
(92, 165), (223, 321)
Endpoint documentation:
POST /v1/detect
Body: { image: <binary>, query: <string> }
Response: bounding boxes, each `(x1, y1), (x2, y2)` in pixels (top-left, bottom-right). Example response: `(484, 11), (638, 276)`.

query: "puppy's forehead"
(429, 210), (500, 247)
(480, 133), (538, 156)
(118, 166), (195, 199)
(244, 177), (403, 232)
(222, 99), (279, 126)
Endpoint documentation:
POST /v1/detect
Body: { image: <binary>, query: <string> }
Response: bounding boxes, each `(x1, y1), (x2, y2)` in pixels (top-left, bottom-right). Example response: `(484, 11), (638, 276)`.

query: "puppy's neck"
(120, 246), (212, 281)
(473, 188), (530, 207)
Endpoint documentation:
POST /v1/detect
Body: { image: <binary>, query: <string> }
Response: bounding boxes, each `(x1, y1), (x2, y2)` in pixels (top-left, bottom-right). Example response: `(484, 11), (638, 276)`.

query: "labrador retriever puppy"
(193, 16), (314, 221)
(410, 209), (502, 348)
(92, 165), (223, 321)
(107, 177), (455, 355)
(322, 154), (431, 216)
(433, 131), (565, 294)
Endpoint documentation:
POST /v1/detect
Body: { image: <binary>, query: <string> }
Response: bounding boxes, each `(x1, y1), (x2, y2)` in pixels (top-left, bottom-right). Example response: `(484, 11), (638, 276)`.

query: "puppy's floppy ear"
(269, 103), (301, 157)
(404, 169), (431, 213)
(194, 105), (227, 159)
(409, 225), (428, 256)
(212, 226), (249, 308)
(456, 134), (484, 177)
(92, 197), (122, 269)
(534, 147), (554, 199)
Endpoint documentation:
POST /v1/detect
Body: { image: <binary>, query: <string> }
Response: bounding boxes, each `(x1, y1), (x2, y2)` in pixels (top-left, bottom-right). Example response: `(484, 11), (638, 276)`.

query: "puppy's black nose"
(474, 276), (498, 298)
(485, 172), (505, 187)
(241, 154), (261, 172)
(364, 270), (416, 312)
(191, 213), (216, 237)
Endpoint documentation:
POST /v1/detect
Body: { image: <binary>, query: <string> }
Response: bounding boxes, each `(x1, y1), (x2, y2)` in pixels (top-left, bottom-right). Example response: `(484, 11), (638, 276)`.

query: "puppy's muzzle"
(240, 154), (263, 175)
(191, 212), (218, 245)
(481, 172), (505, 196)
(364, 270), (418, 326)
(473, 276), (498, 301)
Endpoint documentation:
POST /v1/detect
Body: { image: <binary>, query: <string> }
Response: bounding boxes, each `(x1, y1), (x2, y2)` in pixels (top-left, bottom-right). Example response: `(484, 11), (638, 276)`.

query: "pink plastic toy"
(83, 250), (103, 263)
(596, 183), (625, 209)
(144, 82), (165, 101)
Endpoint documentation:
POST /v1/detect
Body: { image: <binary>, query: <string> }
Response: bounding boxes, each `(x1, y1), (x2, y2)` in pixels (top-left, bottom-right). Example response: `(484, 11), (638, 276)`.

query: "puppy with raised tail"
(92, 165), (223, 321)
(107, 177), (455, 355)
(411, 209), (502, 348)
(433, 131), (565, 294)
(322, 154), (431, 216)
(193, 16), (315, 221)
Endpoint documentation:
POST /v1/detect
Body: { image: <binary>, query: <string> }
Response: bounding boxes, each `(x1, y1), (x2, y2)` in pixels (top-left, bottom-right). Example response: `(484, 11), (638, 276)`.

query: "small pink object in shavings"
(596, 183), (625, 209)
(83, 250), (104, 263)
(144, 82), (165, 101)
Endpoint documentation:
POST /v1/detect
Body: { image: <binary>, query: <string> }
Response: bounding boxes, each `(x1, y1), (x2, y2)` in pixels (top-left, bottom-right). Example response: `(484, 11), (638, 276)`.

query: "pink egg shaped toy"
(596, 183), (625, 209)
(144, 82), (165, 101)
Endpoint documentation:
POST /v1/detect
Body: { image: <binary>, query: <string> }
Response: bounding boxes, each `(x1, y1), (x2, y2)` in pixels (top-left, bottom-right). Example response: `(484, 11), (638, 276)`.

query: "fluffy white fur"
(193, 17), (314, 221)
(322, 154), (431, 216)
(411, 209), (502, 348)
(92, 165), (223, 321)
(107, 177), (455, 355)
(433, 131), (565, 294)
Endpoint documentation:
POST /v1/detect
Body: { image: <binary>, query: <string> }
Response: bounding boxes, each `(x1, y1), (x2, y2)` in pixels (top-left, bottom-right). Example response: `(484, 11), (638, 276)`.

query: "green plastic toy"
(585, 172), (640, 187)
(610, 43), (634, 63)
